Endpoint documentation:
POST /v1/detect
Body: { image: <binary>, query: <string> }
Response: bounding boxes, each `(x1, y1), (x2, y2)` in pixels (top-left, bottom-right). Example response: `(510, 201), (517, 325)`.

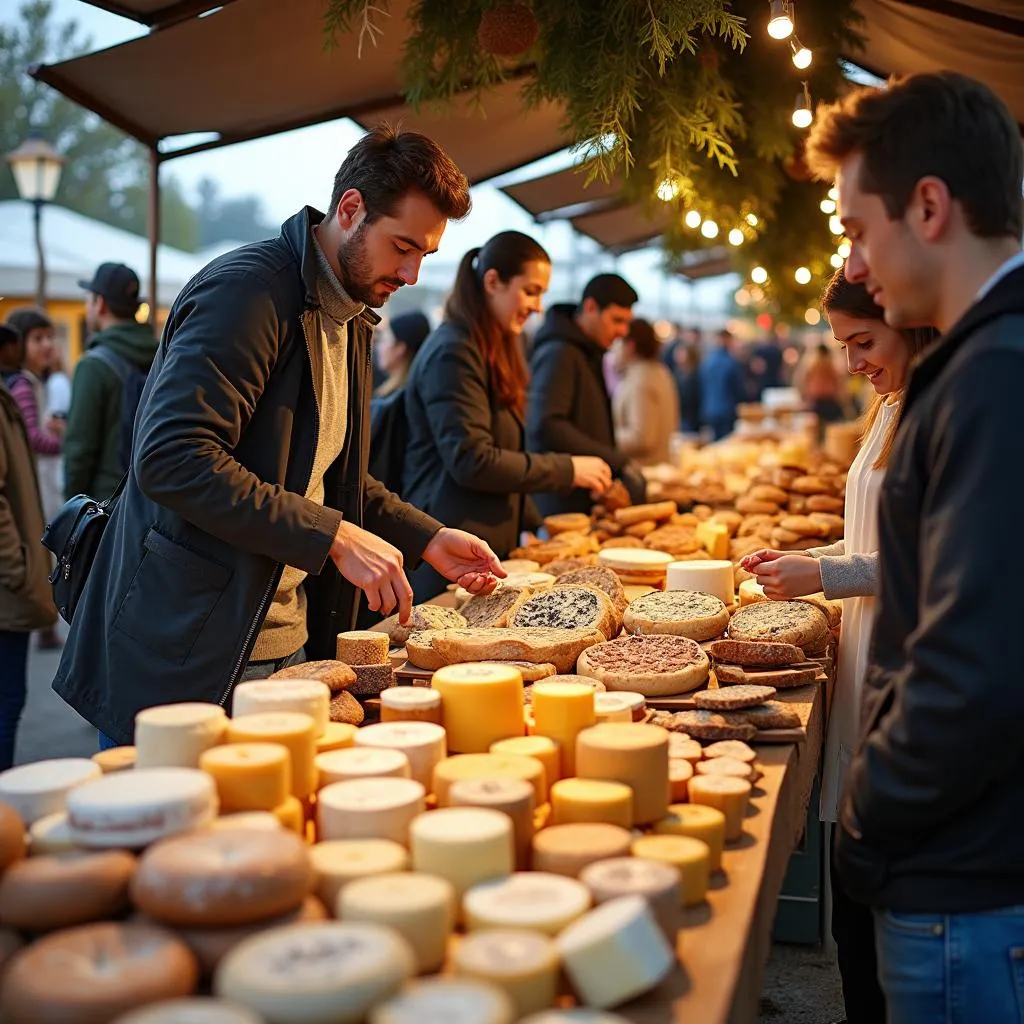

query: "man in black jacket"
(527, 273), (644, 516)
(53, 126), (503, 746)
(807, 72), (1024, 1020)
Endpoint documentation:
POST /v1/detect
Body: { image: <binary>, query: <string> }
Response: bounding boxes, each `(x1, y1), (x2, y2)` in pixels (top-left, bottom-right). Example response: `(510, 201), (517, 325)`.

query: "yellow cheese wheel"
(550, 779), (633, 830)
(687, 775), (752, 842)
(530, 823), (632, 878)
(315, 723), (358, 754)
(200, 744), (290, 814)
(653, 804), (727, 871)
(134, 703), (227, 770)
(206, 812), (282, 833)
(309, 839), (409, 909)
(631, 834), (711, 907)
(272, 795), (305, 835)
(488, 737), (560, 795)
(668, 759), (693, 802)
(448, 778), (535, 870)
(453, 929), (559, 1019)
(92, 746), (137, 774)
(530, 681), (596, 777)
(668, 736), (703, 765)
(431, 664), (524, 754)
(433, 754), (545, 809)
(225, 712), (318, 800)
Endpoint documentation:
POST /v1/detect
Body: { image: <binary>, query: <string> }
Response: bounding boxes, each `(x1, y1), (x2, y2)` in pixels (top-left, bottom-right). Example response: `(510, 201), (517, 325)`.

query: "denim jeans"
(0, 631), (30, 770)
(98, 647), (306, 751)
(875, 905), (1024, 1024)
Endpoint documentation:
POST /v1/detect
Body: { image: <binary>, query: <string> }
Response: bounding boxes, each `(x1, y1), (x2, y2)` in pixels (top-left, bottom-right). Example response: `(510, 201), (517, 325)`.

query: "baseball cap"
(78, 263), (141, 315)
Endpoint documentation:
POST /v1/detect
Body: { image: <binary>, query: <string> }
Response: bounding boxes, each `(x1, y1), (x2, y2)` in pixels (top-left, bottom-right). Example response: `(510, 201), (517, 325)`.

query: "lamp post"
(5, 135), (65, 309)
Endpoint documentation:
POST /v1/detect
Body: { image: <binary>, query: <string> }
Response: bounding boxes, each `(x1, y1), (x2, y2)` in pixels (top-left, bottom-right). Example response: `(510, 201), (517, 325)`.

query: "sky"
(10, 0), (736, 321)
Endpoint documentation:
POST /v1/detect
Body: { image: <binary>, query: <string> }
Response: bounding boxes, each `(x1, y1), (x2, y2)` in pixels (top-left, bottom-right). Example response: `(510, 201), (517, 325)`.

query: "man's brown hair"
(328, 123), (472, 223)
(806, 71), (1023, 239)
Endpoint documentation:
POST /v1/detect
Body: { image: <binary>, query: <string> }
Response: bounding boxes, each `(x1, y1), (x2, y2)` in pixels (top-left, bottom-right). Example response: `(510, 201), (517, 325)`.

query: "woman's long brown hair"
(445, 231), (549, 417)
(821, 268), (938, 469)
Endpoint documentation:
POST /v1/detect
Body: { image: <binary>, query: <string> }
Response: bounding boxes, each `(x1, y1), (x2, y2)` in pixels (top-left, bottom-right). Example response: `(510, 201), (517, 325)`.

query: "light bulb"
(829, 214), (844, 236)
(837, 241), (851, 258)
(701, 219), (720, 239)
(746, 213), (759, 227)
(820, 198), (836, 215)
(828, 186), (839, 201)
(767, 0), (794, 40)
(751, 266), (769, 285)
(684, 210), (702, 229)
(795, 266), (812, 285)
(657, 178), (679, 202)
(830, 253), (844, 269)
(728, 228), (745, 246)
(791, 40), (812, 69)
(805, 308), (821, 326)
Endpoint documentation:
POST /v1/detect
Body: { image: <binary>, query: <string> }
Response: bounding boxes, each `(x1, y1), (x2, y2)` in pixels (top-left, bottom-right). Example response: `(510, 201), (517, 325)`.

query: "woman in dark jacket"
(403, 231), (611, 600)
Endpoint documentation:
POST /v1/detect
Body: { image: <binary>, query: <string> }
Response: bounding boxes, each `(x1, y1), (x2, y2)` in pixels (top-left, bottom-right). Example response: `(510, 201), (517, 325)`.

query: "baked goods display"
(509, 585), (619, 640)
(622, 591), (730, 642)
(577, 634), (711, 697)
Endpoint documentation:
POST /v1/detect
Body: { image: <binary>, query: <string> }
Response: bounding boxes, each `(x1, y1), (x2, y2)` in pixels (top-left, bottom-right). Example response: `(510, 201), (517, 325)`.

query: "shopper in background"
(807, 70), (1024, 1023)
(795, 341), (846, 430)
(403, 231), (611, 600)
(670, 341), (702, 433)
(698, 328), (743, 440)
(743, 269), (937, 1024)
(373, 310), (431, 398)
(612, 317), (680, 466)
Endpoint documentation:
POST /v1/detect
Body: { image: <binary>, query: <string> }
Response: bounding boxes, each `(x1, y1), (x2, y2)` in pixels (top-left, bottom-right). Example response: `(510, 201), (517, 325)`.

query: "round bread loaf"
(576, 635), (709, 697)
(727, 600), (829, 650)
(623, 590), (729, 642)
(510, 585), (619, 641)
(269, 660), (357, 692)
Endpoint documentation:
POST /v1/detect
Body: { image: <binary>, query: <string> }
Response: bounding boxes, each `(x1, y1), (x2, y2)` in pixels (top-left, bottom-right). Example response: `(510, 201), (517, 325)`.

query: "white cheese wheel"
(214, 921), (415, 1024)
(369, 977), (514, 1024)
(28, 812), (80, 855)
(463, 871), (591, 935)
(111, 998), (264, 1023)
(339, 872), (455, 973)
(556, 895), (675, 1008)
(354, 722), (447, 791)
(598, 549), (673, 573)
(232, 681), (330, 739)
(317, 778), (425, 846)
(579, 857), (682, 942)
(315, 747), (411, 787)
(0, 758), (101, 826)
(453, 929), (559, 1019)
(665, 560), (735, 606)
(66, 768), (217, 848)
(518, 1010), (632, 1023)
(379, 688), (442, 726)
(309, 839), (409, 909)
(206, 812), (282, 833)
(593, 693), (633, 724)
(134, 703), (227, 770)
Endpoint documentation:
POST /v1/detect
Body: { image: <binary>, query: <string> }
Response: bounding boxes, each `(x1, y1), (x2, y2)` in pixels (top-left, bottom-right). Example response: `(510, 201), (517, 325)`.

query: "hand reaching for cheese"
(330, 520), (414, 621)
(424, 527), (505, 598)
(742, 549), (822, 601)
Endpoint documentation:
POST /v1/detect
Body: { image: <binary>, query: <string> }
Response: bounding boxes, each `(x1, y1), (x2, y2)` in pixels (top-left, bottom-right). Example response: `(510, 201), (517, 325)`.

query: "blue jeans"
(0, 631), (30, 770)
(98, 647), (306, 752)
(875, 906), (1024, 1024)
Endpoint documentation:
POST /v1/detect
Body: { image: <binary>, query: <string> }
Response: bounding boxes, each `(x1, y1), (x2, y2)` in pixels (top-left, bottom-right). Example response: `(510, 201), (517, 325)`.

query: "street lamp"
(5, 135), (65, 309)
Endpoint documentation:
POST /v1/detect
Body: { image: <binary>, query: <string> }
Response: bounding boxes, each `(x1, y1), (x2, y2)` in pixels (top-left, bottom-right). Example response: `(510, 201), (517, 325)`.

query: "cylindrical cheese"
(206, 812), (282, 833)
(611, 691), (648, 723)
(315, 723), (358, 754)
(232, 680), (330, 739)
(369, 977), (514, 1024)
(489, 736), (560, 795)
(309, 839), (409, 909)
(531, 823), (632, 878)
(593, 693), (633, 724)
(665, 559), (735, 606)
(0, 758), (102, 826)
(669, 734), (704, 765)
(579, 857), (682, 943)
(410, 808), (514, 911)
(530, 682), (595, 777)
(550, 779), (633, 829)
(433, 753), (544, 809)
(225, 712), (318, 800)
(454, 929), (559, 1019)
(687, 775), (752, 842)
(111, 998), (265, 1023)
(317, 778), (425, 846)
(653, 804), (727, 871)
(134, 703), (227, 770)
(449, 778), (534, 870)
(631, 834), (711, 907)
(463, 871), (591, 935)
(339, 872), (454, 973)
(272, 795), (304, 835)
(27, 813), (80, 855)
(336, 630), (390, 666)
(315, 747), (411, 787)
(669, 759), (693, 802)
(380, 687), (443, 726)
(200, 743), (290, 813)
(431, 664), (524, 753)
(575, 723), (670, 825)
(355, 722), (446, 791)
(696, 756), (757, 782)
(92, 746), (136, 774)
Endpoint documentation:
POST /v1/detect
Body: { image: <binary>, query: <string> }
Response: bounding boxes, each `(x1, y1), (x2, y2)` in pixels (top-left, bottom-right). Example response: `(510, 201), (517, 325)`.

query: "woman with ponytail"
(742, 267), (937, 1024)
(403, 231), (611, 600)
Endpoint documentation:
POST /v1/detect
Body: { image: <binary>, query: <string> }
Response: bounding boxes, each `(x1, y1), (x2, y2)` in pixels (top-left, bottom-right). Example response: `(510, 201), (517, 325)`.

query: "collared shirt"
(976, 248), (1024, 300)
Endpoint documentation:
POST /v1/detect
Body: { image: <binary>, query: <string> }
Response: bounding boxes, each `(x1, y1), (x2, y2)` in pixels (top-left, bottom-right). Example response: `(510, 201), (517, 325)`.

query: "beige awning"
(502, 165), (623, 220)
(80, 0), (229, 28)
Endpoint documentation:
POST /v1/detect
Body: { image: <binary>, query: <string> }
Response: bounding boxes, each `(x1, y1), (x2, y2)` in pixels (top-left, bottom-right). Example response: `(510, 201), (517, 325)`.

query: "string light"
(735, 288), (752, 307)
(701, 219), (720, 239)
(684, 210), (702, 229)
(791, 39), (812, 69)
(830, 253), (844, 269)
(837, 240), (851, 258)
(792, 82), (813, 129)
(657, 178), (680, 202)
(829, 214), (844, 236)
(751, 266), (769, 284)
(746, 213), (759, 227)
(805, 308), (821, 325)
(767, 0), (794, 40)
(728, 228), (745, 246)
(828, 186), (839, 201)
(820, 198), (836, 214)
(795, 266), (812, 285)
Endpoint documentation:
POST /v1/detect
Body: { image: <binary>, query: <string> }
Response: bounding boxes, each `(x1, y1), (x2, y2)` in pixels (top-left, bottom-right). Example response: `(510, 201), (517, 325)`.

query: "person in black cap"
(64, 262), (159, 501)
(373, 310), (431, 397)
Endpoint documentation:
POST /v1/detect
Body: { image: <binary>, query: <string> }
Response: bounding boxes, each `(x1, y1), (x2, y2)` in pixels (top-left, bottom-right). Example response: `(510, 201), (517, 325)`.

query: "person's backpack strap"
(85, 344), (133, 386)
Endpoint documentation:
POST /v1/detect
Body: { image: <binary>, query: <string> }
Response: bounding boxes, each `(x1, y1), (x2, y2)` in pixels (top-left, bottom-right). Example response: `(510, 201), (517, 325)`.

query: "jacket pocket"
(113, 528), (233, 664)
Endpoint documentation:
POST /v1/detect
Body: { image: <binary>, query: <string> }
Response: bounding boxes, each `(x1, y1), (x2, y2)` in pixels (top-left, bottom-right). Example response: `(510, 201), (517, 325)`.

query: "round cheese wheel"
(686, 775), (752, 842)
(134, 703), (227, 770)
(354, 722), (446, 791)
(0, 922), (198, 1024)
(631, 834), (711, 907)
(598, 549), (673, 573)
(225, 712), (318, 800)
(669, 759), (693, 802)
(0, 758), (101, 826)
(132, 827), (312, 927)
(214, 921), (415, 1024)
(28, 813), (81, 855)
(200, 743), (291, 814)
(92, 746), (137, 774)
(315, 747), (411, 787)
(380, 688), (442, 726)
(488, 736), (560, 792)
(519, 1009), (632, 1023)
(309, 839), (410, 910)
(369, 977), (514, 1024)
(0, 801), (27, 869)
(206, 811), (282, 833)
(67, 768), (217, 848)
(111, 998), (264, 1023)
(453, 928), (559, 1019)
(550, 779), (633, 830)
(317, 778), (425, 846)
(315, 722), (359, 754)
(593, 693), (633, 724)
(579, 856), (682, 942)
(530, 823), (632, 878)
(431, 664), (525, 755)
(653, 803), (727, 872)
(433, 753), (544, 808)
(463, 871), (591, 935)
(232, 681), (330, 739)
(448, 778), (534, 870)
(272, 795), (305, 835)
(665, 559), (735, 606)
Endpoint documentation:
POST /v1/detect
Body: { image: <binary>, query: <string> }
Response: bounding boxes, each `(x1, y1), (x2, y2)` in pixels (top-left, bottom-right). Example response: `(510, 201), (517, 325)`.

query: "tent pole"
(148, 147), (160, 327)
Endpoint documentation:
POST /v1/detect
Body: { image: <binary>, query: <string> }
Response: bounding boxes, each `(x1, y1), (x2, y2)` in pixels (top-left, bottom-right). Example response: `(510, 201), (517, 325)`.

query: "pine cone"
(477, 2), (539, 57)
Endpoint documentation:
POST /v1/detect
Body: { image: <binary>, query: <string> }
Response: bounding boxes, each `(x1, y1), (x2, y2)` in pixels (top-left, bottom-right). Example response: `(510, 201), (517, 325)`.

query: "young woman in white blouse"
(742, 268), (936, 1024)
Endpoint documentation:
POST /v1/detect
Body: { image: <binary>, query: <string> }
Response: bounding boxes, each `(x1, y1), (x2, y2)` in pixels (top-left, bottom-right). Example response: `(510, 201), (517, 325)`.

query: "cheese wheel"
(488, 736), (560, 794)
(519, 1013), (632, 1024)
(111, 998), (264, 1024)
(214, 921), (415, 1023)
(687, 775), (752, 841)
(608, 691), (647, 723)
(309, 839), (409, 909)
(550, 779), (633, 829)
(272, 795), (305, 835)
(317, 778), (425, 846)
(556, 895), (674, 1009)
(696, 756), (757, 782)
(232, 680), (330, 739)
(0, 802), (26, 870)
(354, 722), (446, 791)
(336, 630), (390, 666)
(339, 872), (455, 973)
(579, 857), (682, 942)
(315, 723), (358, 754)
(369, 977), (514, 1024)
(1, 922), (198, 1024)
(92, 746), (137, 774)
(0, 758), (101, 826)
(665, 559), (735, 606)
(593, 693), (633, 724)
(29, 811), (79, 855)
(631, 834), (711, 907)
(67, 768), (217, 848)
(669, 759), (693, 802)
(410, 808), (514, 910)
(131, 827), (313, 927)
(530, 681), (596, 777)
(433, 753), (545, 809)
(431, 664), (524, 753)
(449, 778), (534, 870)
(669, 736), (704, 765)
(575, 723), (670, 825)
(530, 823), (632, 878)
(315, 747), (411, 787)
(703, 740), (757, 764)
(226, 712), (318, 800)
(134, 704), (227, 770)
(598, 548), (673, 573)
(199, 743), (291, 813)
(463, 871), (591, 934)
(206, 812), (282, 833)
(380, 687), (443, 725)
(0, 849), (136, 931)
(454, 929), (559, 1018)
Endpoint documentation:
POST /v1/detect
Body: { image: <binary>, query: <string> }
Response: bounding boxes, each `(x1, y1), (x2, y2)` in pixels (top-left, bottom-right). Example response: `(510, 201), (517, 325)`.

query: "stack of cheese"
(337, 630), (396, 698)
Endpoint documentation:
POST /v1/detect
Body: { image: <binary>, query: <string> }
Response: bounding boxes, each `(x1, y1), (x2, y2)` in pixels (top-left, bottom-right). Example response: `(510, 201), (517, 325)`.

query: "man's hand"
(330, 520), (413, 622)
(423, 528), (505, 596)
(745, 549), (822, 601)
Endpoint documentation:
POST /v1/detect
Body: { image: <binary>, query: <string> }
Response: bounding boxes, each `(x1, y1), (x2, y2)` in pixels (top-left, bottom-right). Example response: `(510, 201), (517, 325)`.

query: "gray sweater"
(808, 541), (879, 600)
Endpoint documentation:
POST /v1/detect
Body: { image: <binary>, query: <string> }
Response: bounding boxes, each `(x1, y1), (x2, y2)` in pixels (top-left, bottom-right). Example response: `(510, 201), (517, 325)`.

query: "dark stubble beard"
(336, 221), (403, 308)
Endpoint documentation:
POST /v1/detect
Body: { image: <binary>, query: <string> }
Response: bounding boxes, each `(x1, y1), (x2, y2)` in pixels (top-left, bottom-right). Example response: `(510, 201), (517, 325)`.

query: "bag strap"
(86, 345), (134, 385)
